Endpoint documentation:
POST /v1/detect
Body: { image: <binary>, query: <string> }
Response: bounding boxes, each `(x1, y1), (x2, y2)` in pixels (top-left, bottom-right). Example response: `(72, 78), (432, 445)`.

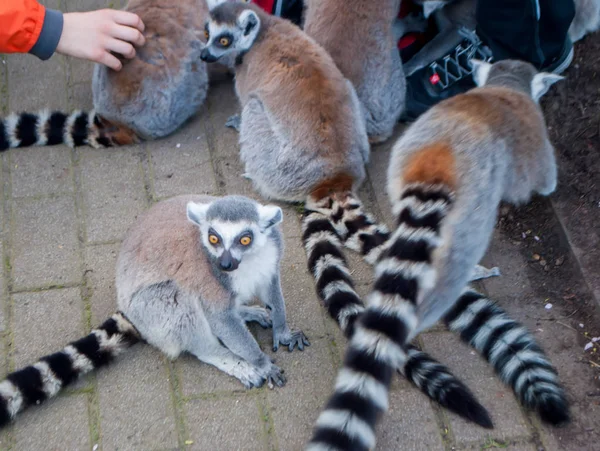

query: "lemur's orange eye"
(240, 236), (252, 246)
(219, 37), (230, 46)
(204, 30), (209, 39)
(209, 234), (219, 245)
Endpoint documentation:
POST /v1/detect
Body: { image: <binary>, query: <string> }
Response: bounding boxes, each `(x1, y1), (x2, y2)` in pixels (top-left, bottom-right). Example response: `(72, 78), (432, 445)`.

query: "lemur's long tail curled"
(302, 187), (491, 450)
(0, 110), (139, 151)
(0, 312), (139, 428)
(444, 289), (570, 425)
(306, 182), (466, 450)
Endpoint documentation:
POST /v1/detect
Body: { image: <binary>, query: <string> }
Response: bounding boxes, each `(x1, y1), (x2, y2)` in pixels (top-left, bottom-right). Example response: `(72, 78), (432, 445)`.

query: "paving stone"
(221, 156), (258, 198)
(84, 243), (120, 326)
(420, 332), (531, 445)
(11, 288), (84, 367)
(280, 234), (328, 338)
(378, 389), (444, 451)
(11, 196), (82, 290)
(266, 338), (336, 451)
(148, 113), (216, 199)
(79, 148), (147, 243)
(206, 79), (241, 161)
(6, 53), (67, 112)
(97, 345), (178, 450)
(64, 0), (114, 12)
(177, 352), (248, 397)
(10, 147), (73, 198)
(184, 394), (267, 451)
(67, 81), (94, 111)
(13, 393), (91, 451)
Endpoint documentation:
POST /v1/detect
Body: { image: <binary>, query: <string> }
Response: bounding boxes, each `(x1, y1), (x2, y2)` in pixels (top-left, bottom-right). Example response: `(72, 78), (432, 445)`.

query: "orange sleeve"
(0, 0), (46, 54)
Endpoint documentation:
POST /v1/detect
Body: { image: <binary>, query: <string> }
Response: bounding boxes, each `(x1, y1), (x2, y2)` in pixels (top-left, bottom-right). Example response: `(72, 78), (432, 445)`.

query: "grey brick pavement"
(0, 3), (597, 450)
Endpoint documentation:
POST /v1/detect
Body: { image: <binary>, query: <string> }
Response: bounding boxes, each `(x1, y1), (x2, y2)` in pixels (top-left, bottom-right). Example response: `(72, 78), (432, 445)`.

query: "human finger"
(111, 10), (145, 32)
(111, 23), (146, 47)
(99, 51), (123, 71)
(106, 38), (136, 59)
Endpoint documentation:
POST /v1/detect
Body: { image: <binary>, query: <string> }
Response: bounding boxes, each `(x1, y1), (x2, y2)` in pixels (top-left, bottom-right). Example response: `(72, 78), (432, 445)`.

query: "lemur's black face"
(200, 8), (260, 63)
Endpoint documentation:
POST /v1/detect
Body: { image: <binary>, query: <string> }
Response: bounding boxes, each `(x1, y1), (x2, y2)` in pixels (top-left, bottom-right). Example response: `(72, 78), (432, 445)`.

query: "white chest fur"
(230, 240), (279, 305)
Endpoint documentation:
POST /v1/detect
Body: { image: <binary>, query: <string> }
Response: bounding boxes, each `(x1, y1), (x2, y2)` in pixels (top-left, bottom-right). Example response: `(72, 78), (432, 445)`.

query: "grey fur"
(569, 0), (600, 42)
(202, 2), (369, 202)
(303, 0), (406, 143)
(118, 194), (308, 388)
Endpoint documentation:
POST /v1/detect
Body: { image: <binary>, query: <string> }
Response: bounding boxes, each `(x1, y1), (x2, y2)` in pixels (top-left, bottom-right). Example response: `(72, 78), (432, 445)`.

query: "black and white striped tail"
(324, 194), (391, 265)
(307, 183), (459, 450)
(0, 312), (139, 428)
(0, 110), (131, 151)
(444, 289), (570, 426)
(302, 207), (364, 337)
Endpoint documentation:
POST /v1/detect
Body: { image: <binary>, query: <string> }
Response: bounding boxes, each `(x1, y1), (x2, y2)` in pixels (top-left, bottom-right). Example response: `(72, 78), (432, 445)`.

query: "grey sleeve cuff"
(29, 9), (64, 61)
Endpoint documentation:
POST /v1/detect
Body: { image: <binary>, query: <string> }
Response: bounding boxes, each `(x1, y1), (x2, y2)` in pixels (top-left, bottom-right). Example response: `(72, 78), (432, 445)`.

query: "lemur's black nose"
(200, 48), (219, 63)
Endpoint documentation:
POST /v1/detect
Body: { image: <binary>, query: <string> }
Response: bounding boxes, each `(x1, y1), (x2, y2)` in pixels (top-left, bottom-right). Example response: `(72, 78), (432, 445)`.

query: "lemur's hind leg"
(470, 264), (501, 280)
(225, 114), (241, 132)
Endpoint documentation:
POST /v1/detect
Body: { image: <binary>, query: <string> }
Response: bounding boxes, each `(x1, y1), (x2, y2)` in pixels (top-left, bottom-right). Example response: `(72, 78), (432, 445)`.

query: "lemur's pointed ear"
(237, 9), (260, 36)
(206, 0), (228, 11)
(187, 202), (210, 225)
(257, 204), (283, 230)
(531, 73), (564, 102)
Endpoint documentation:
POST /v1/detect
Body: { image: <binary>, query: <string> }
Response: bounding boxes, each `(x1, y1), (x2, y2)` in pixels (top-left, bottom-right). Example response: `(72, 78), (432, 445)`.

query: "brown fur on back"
(104, 0), (208, 108)
(430, 86), (548, 178)
(117, 195), (229, 307)
(402, 142), (457, 189)
(234, 6), (359, 166)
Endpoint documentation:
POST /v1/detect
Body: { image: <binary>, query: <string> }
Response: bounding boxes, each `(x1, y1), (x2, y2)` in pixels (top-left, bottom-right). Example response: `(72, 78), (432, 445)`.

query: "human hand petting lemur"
(56, 9), (146, 71)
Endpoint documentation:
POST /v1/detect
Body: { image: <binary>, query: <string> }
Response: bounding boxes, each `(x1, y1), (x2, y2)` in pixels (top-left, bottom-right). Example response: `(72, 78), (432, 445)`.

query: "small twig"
(556, 321), (577, 331)
(589, 360), (600, 369)
(566, 309), (579, 318)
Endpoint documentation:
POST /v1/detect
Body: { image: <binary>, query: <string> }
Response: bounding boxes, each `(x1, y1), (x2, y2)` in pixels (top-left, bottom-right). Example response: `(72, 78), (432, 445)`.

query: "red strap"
(253, 0), (275, 14)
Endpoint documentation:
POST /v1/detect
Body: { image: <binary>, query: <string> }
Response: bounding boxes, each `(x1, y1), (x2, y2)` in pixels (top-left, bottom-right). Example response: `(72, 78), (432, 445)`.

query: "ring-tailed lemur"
(302, 0), (406, 144)
(0, 0), (237, 151)
(200, 0), (494, 427)
(0, 194), (308, 427)
(307, 60), (570, 450)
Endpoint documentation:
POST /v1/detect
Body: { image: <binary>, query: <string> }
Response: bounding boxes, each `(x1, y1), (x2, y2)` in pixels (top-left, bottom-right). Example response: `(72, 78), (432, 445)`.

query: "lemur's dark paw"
(274, 329), (310, 352)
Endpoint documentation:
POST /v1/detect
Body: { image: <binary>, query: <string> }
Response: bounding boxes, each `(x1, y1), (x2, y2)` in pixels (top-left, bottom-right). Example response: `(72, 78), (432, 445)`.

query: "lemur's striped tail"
(303, 185), (491, 450)
(326, 195), (391, 265)
(306, 182), (462, 450)
(302, 205), (364, 337)
(0, 312), (139, 428)
(444, 289), (570, 426)
(0, 110), (140, 151)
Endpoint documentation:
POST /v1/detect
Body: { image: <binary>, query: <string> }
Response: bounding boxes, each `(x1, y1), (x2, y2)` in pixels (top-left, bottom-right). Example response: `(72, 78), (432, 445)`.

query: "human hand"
(56, 9), (146, 71)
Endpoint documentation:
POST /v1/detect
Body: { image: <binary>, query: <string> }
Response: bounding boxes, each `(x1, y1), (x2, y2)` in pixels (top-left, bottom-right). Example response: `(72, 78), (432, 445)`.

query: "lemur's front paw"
(263, 363), (286, 389)
(273, 329), (310, 352)
(236, 362), (269, 389)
